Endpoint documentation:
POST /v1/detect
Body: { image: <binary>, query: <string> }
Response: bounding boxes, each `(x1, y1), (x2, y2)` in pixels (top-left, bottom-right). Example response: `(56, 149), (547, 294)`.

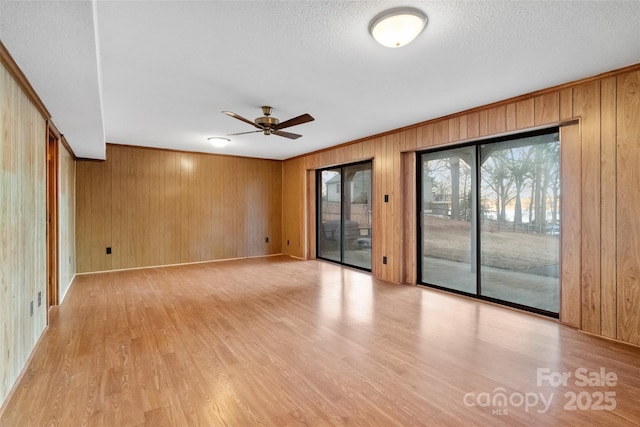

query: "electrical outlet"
(106, 247), (112, 255)
(30, 301), (34, 317)
(265, 237), (269, 243)
(38, 291), (41, 307)
(384, 194), (389, 203)
(382, 256), (387, 265)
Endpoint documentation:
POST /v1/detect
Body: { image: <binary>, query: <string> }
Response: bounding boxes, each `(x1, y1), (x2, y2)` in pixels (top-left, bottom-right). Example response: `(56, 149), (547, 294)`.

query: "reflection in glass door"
(317, 161), (372, 271)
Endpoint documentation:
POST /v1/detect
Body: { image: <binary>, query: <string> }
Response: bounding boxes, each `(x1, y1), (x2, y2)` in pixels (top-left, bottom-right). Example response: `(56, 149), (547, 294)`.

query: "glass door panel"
(479, 134), (560, 313)
(342, 163), (372, 270)
(318, 169), (342, 263)
(420, 146), (476, 294)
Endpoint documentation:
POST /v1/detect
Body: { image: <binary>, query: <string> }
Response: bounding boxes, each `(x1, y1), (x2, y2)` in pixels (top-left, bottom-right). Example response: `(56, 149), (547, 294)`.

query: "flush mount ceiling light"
(208, 137), (230, 148)
(369, 7), (427, 48)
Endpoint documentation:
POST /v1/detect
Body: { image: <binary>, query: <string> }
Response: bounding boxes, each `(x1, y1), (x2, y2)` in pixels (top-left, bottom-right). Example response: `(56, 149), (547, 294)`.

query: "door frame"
(46, 121), (60, 320)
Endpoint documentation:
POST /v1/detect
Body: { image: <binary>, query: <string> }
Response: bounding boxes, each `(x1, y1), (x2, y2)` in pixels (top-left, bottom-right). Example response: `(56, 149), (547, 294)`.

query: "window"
(418, 128), (560, 316)
(317, 161), (372, 271)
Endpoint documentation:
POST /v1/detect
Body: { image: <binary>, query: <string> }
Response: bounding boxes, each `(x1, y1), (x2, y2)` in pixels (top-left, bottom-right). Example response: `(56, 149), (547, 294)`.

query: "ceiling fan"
(222, 106), (314, 139)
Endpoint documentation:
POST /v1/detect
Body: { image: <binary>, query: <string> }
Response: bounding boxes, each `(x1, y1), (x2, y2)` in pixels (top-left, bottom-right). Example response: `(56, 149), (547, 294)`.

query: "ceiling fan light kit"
(223, 106), (314, 139)
(369, 7), (427, 48)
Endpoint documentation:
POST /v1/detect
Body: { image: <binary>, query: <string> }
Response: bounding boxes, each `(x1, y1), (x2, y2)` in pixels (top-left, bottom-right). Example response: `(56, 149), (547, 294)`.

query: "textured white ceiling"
(1, 1), (640, 160)
(0, 0), (105, 159)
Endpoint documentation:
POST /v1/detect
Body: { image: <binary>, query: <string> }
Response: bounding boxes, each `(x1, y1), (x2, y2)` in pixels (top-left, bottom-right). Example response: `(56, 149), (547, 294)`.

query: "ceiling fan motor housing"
(255, 116), (280, 128)
(256, 106), (279, 131)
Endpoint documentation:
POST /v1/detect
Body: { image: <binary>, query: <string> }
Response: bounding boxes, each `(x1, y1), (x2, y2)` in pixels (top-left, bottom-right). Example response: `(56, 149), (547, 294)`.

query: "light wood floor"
(2, 256), (640, 426)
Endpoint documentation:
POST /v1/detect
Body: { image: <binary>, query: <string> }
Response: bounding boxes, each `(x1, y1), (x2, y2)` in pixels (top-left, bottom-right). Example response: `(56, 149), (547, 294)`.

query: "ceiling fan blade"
(273, 113), (314, 130)
(222, 111), (263, 129)
(227, 130), (262, 136)
(273, 130), (302, 139)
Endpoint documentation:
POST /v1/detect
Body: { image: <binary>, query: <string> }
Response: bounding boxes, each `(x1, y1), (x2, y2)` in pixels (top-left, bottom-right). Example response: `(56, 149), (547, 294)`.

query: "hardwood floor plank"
(2, 256), (640, 426)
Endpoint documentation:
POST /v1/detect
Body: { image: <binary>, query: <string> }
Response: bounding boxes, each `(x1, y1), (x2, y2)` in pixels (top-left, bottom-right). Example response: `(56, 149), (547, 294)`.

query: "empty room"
(2, 1), (640, 425)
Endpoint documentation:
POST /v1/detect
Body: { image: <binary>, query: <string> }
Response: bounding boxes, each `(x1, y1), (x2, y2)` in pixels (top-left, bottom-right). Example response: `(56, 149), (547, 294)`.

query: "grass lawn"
(424, 216), (559, 271)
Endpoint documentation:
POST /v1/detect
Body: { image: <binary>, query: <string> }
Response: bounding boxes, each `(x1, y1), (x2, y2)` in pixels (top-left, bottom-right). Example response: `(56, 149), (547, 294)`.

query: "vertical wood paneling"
(478, 110), (488, 136)
(433, 121), (448, 145)
(361, 139), (374, 159)
(448, 117), (460, 142)
(385, 135), (392, 281)
(534, 92), (560, 125)
(418, 123), (433, 149)
(203, 155), (216, 259)
(223, 156), (238, 258)
(401, 127), (417, 152)
(178, 152), (191, 262)
(378, 137), (388, 280)
(340, 145), (350, 163)
(616, 71), (640, 345)
(560, 88), (574, 120)
(573, 81), (602, 334)
(458, 115), (468, 141)
(269, 158), (283, 252)
(401, 152), (416, 284)
(600, 77), (617, 338)
(372, 137), (385, 278)
(76, 159), (112, 272)
(191, 153), (204, 259)
(506, 103), (517, 131)
(486, 105), (506, 135)
(164, 151), (180, 264)
(282, 158), (304, 257)
(148, 150), (164, 265)
(0, 63), (47, 404)
(391, 133), (401, 283)
(467, 112), (480, 139)
(76, 146), (282, 272)
(334, 146), (344, 164)
(351, 142), (362, 160)
(560, 123), (582, 327)
(136, 149), (151, 264)
(109, 146), (126, 267)
(382, 136), (390, 280)
(516, 98), (535, 129)
(306, 169), (315, 259)
(75, 163), (89, 269)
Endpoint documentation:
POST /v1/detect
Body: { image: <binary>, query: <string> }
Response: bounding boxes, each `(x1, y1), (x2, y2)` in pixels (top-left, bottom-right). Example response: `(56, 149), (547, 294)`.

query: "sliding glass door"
(317, 161), (372, 271)
(419, 129), (560, 315)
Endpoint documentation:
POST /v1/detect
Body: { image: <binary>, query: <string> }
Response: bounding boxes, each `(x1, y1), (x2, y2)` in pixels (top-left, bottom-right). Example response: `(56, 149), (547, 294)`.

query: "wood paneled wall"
(282, 66), (640, 347)
(58, 140), (76, 300)
(282, 157), (305, 258)
(617, 71), (640, 344)
(0, 61), (47, 404)
(76, 145), (282, 272)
